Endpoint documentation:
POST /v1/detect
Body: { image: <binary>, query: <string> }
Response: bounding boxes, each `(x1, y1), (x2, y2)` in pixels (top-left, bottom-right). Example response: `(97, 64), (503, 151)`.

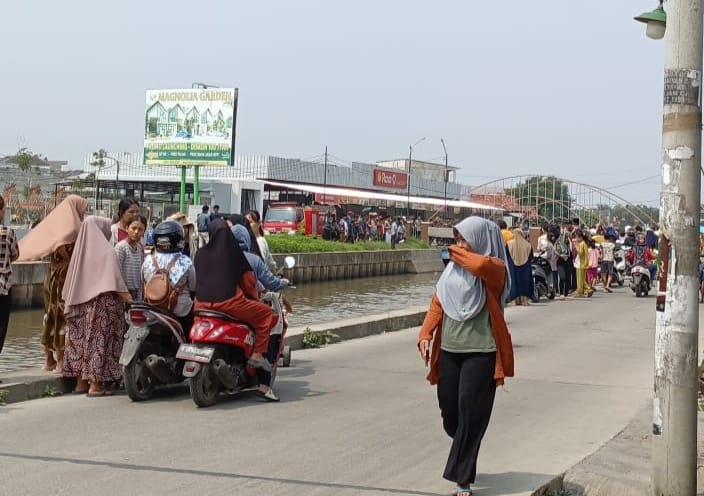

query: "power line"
(607, 175), (661, 189)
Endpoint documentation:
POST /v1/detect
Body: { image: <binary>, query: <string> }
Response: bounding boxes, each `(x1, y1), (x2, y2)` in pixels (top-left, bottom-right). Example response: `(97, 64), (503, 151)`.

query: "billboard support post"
(194, 166), (200, 205)
(179, 166), (187, 213)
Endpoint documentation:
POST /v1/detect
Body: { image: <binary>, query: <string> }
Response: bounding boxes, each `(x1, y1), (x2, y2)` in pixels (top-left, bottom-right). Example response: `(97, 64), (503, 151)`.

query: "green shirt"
(440, 305), (496, 353)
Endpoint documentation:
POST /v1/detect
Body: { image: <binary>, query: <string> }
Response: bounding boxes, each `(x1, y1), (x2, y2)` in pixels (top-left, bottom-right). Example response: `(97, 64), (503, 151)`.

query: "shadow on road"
(475, 471), (568, 495)
(0, 451), (439, 495)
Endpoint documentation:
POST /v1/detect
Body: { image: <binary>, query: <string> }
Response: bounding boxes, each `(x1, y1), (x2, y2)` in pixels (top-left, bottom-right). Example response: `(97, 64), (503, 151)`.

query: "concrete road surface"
(0, 290), (673, 496)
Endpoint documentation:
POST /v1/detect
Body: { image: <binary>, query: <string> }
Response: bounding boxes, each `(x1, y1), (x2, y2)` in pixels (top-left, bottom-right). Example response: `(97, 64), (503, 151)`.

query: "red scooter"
(176, 257), (294, 407)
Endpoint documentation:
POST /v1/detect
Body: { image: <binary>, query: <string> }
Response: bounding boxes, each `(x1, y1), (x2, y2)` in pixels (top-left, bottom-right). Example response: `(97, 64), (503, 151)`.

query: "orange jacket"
(418, 245), (515, 386)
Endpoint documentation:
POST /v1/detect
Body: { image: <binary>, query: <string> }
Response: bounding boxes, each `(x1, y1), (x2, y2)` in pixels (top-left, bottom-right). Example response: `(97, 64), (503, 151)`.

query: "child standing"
(115, 215), (147, 302)
(576, 230), (594, 297)
(587, 239), (600, 288)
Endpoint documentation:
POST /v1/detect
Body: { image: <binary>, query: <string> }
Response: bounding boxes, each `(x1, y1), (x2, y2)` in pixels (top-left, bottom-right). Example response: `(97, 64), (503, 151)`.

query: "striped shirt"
(0, 226), (19, 295)
(115, 240), (145, 301)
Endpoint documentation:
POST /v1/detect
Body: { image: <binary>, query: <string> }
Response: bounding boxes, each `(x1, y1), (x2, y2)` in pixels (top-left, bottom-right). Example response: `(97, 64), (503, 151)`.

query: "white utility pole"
(652, 1), (702, 494)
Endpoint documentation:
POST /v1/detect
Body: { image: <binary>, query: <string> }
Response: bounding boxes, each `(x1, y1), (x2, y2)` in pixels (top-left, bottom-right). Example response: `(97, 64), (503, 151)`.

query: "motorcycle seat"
(194, 309), (243, 323)
(129, 302), (177, 318)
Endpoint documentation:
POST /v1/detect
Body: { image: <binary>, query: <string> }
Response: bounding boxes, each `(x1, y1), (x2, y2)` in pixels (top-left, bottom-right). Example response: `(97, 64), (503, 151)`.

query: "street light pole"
(441, 138), (448, 223)
(636, 1), (703, 494)
(407, 137), (425, 218)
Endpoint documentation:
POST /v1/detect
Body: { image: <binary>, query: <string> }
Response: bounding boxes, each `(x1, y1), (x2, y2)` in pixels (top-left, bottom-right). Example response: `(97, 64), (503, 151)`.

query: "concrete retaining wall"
(273, 249), (444, 284)
(9, 249), (444, 309)
(10, 262), (49, 309)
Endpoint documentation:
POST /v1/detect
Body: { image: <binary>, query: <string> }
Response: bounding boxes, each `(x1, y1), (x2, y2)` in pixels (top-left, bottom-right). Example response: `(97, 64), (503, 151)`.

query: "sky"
(0, 1), (673, 206)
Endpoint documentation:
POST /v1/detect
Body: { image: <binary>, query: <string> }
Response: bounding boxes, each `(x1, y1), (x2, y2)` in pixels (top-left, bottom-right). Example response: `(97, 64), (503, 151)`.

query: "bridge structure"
(468, 175), (659, 229)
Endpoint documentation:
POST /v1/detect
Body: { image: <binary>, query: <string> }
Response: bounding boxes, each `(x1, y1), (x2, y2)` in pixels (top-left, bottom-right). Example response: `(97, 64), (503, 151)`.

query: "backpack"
(555, 233), (571, 257)
(144, 254), (185, 312)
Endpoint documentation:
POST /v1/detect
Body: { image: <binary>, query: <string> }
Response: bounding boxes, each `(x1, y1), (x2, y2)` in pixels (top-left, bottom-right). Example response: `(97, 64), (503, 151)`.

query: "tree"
(507, 176), (573, 224)
(16, 147), (34, 190)
(610, 203), (659, 228)
(90, 149), (111, 211)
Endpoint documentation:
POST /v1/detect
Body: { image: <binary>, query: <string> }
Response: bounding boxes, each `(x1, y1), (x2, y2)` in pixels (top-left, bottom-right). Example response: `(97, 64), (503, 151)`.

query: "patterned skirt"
(62, 292), (125, 383)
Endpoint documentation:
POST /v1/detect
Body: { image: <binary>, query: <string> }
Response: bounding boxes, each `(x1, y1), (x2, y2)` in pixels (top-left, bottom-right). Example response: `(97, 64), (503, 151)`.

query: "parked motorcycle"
(531, 255), (555, 302)
(613, 246), (627, 287)
(630, 263), (651, 297)
(119, 304), (188, 401)
(176, 256), (296, 407)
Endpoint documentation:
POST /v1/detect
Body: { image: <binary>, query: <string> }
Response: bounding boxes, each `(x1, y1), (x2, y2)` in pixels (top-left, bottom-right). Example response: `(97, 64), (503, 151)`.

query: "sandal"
(86, 390), (106, 397)
(452, 486), (472, 496)
(255, 389), (280, 402)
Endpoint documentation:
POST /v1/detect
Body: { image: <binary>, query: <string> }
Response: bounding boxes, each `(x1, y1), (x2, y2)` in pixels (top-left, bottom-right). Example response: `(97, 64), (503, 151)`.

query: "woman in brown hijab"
(18, 195), (88, 371)
(506, 228), (535, 306)
(62, 216), (132, 396)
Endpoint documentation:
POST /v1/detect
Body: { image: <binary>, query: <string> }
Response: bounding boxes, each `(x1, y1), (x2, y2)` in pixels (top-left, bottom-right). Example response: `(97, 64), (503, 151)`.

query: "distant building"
(376, 158), (459, 183)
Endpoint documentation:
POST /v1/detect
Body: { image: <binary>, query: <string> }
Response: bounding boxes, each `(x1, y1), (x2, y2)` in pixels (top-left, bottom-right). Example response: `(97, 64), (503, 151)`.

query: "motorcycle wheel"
(190, 364), (220, 408)
(617, 277), (624, 287)
(531, 284), (540, 303)
(282, 345), (292, 368)
(635, 286), (642, 297)
(124, 345), (155, 402)
(548, 288), (556, 300)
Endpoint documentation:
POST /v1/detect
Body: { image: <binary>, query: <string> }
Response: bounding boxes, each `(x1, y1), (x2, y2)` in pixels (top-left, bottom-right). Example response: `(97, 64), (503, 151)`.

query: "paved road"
(0, 289), (668, 496)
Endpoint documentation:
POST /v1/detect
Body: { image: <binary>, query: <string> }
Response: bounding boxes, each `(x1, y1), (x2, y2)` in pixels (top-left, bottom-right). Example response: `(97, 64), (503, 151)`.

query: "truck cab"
(263, 203), (303, 235)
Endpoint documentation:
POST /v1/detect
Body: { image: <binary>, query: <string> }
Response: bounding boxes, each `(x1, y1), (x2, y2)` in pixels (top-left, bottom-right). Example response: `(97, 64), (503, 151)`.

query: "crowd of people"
(322, 211), (423, 248)
(0, 196), (288, 400)
(496, 218), (659, 305)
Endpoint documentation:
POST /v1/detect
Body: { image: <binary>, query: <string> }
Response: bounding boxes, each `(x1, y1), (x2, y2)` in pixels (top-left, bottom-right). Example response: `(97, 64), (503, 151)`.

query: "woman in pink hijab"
(18, 194), (88, 372)
(61, 216), (132, 396)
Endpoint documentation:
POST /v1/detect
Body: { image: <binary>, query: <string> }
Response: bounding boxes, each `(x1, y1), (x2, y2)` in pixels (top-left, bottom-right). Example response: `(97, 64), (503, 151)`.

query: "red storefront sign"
(314, 193), (342, 205)
(373, 169), (408, 189)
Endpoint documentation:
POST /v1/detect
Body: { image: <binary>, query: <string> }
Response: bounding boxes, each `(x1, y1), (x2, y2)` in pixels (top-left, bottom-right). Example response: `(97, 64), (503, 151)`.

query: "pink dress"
(587, 247), (600, 284)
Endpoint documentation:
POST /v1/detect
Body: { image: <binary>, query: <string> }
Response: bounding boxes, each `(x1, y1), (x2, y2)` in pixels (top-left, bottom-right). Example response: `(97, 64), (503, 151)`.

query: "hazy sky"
(1, 1), (671, 205)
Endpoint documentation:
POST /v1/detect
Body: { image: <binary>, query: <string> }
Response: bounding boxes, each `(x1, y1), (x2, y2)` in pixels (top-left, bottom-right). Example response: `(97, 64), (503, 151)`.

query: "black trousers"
(557, 258), (573, 297)
(0, 291), (12, 355)
(256, 334), (282, 387)
(437, 350), (496, 486)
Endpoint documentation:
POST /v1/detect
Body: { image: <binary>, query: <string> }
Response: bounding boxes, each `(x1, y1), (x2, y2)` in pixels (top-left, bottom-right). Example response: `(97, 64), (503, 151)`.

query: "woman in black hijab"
(194, 219), (273, 371)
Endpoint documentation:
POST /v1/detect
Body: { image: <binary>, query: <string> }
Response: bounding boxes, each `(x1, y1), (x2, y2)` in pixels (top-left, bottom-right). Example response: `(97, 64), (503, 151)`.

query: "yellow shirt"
(501, 229), (514, 244)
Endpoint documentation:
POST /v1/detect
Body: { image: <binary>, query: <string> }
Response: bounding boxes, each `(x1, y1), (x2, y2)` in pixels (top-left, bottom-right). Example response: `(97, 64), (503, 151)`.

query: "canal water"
(0, 272), (440, 373)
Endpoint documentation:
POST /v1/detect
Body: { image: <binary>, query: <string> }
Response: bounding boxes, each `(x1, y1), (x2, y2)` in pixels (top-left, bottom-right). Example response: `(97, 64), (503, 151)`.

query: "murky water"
(0, 272), (440, 374)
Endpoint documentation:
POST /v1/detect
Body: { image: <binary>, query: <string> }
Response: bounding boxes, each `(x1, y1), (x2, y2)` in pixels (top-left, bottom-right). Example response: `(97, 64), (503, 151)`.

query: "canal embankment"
(10, 249), (444, 309)
(0, 306), (428, 404)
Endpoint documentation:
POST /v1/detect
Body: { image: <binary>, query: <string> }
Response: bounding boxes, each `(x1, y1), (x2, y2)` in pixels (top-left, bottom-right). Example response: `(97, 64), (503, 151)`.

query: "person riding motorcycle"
(142, 220), (196, 333)
(625, 234), (656, 284)
(193, 219), (275, 372)
(231, 225), (289, 293)
(230, 224), (289, 401)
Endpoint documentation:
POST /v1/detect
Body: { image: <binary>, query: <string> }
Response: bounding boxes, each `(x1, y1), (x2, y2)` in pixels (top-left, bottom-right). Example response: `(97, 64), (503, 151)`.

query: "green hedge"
(267, 235), (428, 253)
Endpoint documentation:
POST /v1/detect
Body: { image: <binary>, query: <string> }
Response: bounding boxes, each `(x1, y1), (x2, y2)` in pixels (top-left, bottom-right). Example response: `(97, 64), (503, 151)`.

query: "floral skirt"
(62, 292), (125, 383)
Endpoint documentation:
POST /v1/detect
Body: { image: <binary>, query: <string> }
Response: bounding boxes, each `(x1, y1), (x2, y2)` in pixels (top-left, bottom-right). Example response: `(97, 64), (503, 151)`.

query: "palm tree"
(90, 149), (109, 211)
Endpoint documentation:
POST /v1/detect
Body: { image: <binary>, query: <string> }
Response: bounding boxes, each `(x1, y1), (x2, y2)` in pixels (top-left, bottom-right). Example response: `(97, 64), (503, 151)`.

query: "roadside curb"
(0, 369), (74, 405)
(529, 474), (565, 496)
(284, 306), (428, 350)
(0, 307), (429, 405)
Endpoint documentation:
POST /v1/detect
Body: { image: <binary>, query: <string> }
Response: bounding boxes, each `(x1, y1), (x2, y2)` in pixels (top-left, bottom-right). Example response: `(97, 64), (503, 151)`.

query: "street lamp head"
(634, 2), (666, 40)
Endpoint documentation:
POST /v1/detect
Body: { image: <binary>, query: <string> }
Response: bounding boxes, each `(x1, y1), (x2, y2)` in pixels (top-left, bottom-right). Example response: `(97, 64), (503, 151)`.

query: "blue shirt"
(244, 252), (287, 292)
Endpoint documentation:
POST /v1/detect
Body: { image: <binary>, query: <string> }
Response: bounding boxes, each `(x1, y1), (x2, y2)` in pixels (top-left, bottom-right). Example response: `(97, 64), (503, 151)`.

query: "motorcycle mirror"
(283, 256), (296, 270)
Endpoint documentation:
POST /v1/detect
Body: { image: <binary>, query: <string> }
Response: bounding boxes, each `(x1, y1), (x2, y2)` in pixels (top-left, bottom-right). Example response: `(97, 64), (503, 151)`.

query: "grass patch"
(43, 384), (63, 398)
(301, 327), (338, 348)
(268, 235), (428, 253)
(0, 390), (8, 405)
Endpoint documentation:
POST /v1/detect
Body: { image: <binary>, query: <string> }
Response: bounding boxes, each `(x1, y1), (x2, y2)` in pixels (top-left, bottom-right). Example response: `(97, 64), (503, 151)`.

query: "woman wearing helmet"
(141, 220), (196, 332)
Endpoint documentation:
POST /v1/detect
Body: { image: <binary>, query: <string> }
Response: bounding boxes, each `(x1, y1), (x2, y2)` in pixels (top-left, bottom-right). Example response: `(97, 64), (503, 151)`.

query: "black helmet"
(153, 220), (184, 253)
